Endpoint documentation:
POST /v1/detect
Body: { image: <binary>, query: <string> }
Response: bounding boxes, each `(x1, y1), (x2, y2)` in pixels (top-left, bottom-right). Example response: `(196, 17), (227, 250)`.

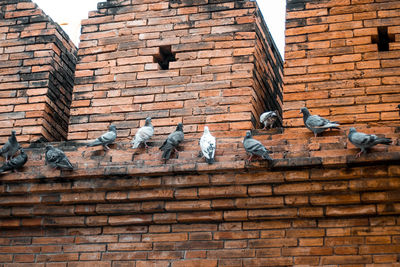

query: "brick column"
(0, 0), (77, 142)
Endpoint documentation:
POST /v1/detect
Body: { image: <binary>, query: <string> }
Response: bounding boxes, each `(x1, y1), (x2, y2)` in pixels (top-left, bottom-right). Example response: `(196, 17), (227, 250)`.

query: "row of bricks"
(75, 60), (254, 76)
(2, 217), (400, 237)
(3, 231), (400, 245)
(82, 3), (256, 27)
(80, 17), (255, 39)
(72, 74), (253, 93)
(2, 239), (400, 254)
(0, 243), (400, 258)
(1, 204), (400, 228)
(0, 256), (398, 267)
(0, 194), (400, 219)
(0, 257), (397, 267)
(2, 163), (399, 192)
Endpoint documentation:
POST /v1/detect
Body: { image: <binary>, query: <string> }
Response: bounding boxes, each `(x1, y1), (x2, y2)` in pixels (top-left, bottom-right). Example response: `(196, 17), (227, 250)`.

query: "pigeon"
(260, 110), (278, 129)
(131, 117), (154, 149)
(0, 130), (21, 162)
(45, 145), (74, 170)
(159, 123), (184, 161)
(348, 127), (392, 158)
(0, 148), (28, 173)
(199, 126), (216, 164)
(87, 125), (117, 150)
(300, 107), (340, 137)
(243, 131), (273, 163)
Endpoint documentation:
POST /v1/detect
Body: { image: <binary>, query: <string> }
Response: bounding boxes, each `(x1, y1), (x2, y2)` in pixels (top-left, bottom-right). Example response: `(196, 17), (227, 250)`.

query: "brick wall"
(0, 0), (77, 143)
(284, 0), (400, 129)
(0, 142), (399, 266)
(0, 0), (400, 266)
(68, 0), (283, 141)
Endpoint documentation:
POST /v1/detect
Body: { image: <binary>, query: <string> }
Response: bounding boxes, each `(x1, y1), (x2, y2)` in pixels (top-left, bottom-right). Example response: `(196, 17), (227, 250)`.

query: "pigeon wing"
(307, 115), (339, 129)
(7, 152), (28, 170)
(99, 131), (117, 144)
(0, 141), (11, 156)
(350, 132), (372, 147)
(132, 126), (154, 148)
(244, 138), (267, 156)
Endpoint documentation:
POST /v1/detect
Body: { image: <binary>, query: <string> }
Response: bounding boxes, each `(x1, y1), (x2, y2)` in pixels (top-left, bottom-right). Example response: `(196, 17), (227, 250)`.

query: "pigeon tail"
(87, 139), (102, 147)
(261, 152), (273, 162)
(162, 149), (173, 160)
(131, 139), (141, 149)
(0, 165), (11, 173)
(374, 137), (392, 146)
(57, 158), (74, 170)
(205, 156), (215, 164)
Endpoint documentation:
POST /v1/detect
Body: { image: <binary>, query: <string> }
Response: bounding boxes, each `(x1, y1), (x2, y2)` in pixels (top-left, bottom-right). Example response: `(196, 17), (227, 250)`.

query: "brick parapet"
(0, 0), (77, 143)
(0, 126), (398, 229)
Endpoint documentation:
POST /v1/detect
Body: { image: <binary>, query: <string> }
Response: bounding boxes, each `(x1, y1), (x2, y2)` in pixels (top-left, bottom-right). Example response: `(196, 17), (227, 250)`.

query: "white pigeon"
(260, 111), (278, 129)
(199, 126), (216, 164)
(131, 117), (154, 149)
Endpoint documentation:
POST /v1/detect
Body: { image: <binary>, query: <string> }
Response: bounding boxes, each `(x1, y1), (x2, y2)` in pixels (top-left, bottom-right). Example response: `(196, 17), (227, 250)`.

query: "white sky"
(33, 0), (286, 57)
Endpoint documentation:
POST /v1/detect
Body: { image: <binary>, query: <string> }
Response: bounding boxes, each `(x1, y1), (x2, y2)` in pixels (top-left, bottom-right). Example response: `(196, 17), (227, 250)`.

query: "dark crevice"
(372, 26), (395, 52)
(153, 45), (176, 70)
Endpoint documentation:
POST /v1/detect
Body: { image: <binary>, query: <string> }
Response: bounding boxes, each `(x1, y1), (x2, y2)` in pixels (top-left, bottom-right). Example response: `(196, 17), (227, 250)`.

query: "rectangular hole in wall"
(153, 45), (176, 70)
(372, 26), (395, 52)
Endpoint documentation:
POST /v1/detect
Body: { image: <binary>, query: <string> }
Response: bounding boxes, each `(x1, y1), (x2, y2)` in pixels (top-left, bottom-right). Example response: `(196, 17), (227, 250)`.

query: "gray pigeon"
(260, 110), (278, 129)
(348, 127), (392, 158)
(45, 145), (74, 170)
(300, 107), (340, 137)
(243, 131), (273, 163)
(0, 148), (28, 173)
(131, 117), (154, 149)
(0, 130), (21, 161)
(199, 126), (216, 164)
(160, 123), (184, 161)
(87, 125), (117, 150)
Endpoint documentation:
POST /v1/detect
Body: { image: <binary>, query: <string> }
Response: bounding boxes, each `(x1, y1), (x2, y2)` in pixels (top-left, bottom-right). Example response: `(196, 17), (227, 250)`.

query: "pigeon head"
(176, 123), (183, 132)
(11, 130), (16, 136)
(145, 117), (152, 125)
(109, 125), (117, 131)
(204, 126), (210, 134)
(45, 145), (54, 151)
(349, 127), (356, 134)
(245, 131), (252, 138)
(300, 107), (310, 115)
